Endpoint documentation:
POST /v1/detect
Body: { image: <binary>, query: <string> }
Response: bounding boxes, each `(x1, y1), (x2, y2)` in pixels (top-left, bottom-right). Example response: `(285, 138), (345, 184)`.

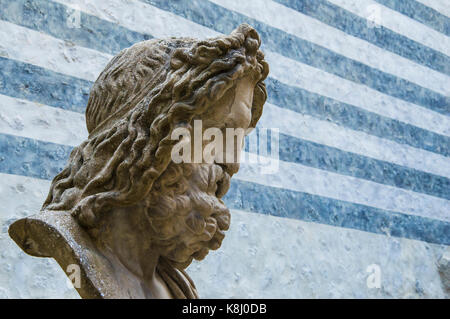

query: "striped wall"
(0, 0), (448, 298)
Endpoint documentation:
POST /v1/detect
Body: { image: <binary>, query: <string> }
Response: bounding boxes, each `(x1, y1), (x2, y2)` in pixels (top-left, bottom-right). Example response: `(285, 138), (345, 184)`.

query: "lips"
(189, 228), (226, 261)
(215, 162), (236, 198)
(215, 171), (230, 198)
(185, 207), (230, 261)
(192, 247), (210, 260)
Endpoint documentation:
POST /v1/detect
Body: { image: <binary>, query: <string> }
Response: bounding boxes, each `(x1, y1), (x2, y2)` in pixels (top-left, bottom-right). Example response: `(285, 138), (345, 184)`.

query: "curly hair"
(42, 24), (269, 229)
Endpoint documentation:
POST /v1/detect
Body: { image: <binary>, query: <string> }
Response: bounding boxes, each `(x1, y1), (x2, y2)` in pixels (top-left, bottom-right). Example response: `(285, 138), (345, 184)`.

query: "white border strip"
(210, 0), (450, 96)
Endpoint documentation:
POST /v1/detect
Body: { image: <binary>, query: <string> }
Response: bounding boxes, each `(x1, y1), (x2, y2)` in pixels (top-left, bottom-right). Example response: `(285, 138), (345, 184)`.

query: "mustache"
(184, 205), (230, 235)
(212, 162), (235, 198)
(167, 204), (230, 267)
(154, 162), (234, 269)
(184, 206), (230, 253)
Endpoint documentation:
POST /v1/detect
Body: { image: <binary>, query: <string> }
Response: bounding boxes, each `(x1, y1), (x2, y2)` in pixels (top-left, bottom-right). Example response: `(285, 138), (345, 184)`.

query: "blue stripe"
(266, 78), (450, 157)
(274, 0), (450, 76)
(0, 133), (448, 245)
(0, 57), (89, 113)
(0, 133), (72, 180)
(4, 56), (448, 159)
(2, 56), (449, 201)
(0, 0), (153, 55)
(374, 0), (450, 37)
(224, 179), (450, 245)
(1, 0), (447, 116)
(245, 132), (450, 200)
(144, 0), (450, 116)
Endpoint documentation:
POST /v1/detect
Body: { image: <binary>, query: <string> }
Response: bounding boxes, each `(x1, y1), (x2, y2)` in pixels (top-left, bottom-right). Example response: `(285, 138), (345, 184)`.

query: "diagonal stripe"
(0, 134), (72, 181)
(267, 51), (450, 138)
(1, 132), (449, 216)
(322, 0), (450, 56)
(2, 54), (449, 160)
(0, 20), (112, 81)
(52, 0), (219, 39)
(225, 179), (450, 245)
(210, 0), (450, 94)
(3, 1), (445, 139)
(374, 0), (450, 36)
(2, 88), (450, 199)
(238, 152), (450, 222)
(2, 13), (448, 142)
(272, 133), (450, 200)
(2, 91), (449, 201)
(0, 57), (90, 113)
(53, 0), (450, 115)
(266, 78), (450, 157)
(7, 0), (446, 136)
(1, 22), (448, 199)
(0, 94), (87, 146)
(0, 153), (449, 245)
(0, 175), (445, 298)
(0, 0), (153, 55)
(4, 80), (449, 183)
(0, 3), (448, 200)
(260, 103), (450, 178)
(142, 0), (450, 115)
(415, 0), (450, 18)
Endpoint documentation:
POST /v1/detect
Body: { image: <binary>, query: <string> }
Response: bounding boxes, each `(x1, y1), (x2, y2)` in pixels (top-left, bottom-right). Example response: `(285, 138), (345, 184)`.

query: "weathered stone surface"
(8, 23), (269, 299)
(438, 248), (450, 292)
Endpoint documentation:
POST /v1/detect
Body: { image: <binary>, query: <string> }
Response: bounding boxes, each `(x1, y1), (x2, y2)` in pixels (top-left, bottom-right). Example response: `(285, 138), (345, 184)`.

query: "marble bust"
(8, 24), (269, 298)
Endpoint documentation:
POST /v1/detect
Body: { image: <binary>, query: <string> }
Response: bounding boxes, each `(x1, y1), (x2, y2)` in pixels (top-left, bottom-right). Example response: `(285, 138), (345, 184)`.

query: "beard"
(145, 162), (233, 270)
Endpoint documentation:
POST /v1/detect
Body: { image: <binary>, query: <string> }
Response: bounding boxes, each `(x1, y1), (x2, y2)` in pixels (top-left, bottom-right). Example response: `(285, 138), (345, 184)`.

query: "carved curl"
(42, 24), (269, 229)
